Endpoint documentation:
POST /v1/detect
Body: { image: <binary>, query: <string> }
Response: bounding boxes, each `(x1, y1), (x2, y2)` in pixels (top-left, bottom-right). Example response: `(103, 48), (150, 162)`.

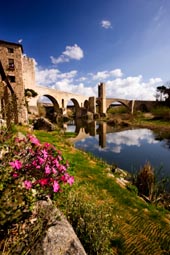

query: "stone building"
(0, 40), (35, 124)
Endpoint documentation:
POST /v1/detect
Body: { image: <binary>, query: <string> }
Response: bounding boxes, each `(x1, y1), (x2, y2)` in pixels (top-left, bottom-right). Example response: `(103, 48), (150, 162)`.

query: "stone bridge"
(27, 82), (158, 118)
(27, 85), (95, 118)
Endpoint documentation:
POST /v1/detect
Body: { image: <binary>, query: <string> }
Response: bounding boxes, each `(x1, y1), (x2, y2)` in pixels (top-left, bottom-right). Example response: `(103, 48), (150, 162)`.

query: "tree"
(24, 88), (38, 113)
(24, 88), (38, 98)
(157, 82), (170, 102)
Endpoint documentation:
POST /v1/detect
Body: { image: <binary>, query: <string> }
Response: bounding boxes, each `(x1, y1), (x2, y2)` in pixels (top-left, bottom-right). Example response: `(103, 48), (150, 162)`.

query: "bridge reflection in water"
(64, 120), (170, 184)
(66, 120), (113, 148)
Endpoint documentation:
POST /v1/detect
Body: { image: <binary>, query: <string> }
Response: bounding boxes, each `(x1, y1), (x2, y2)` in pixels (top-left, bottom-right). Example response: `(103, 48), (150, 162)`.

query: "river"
(65, 121), (170, 180)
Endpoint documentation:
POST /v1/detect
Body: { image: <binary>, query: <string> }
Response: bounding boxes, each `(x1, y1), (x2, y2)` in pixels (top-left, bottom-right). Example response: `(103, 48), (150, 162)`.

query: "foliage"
(0, 132), (74, 230)
(25, 88), (38, 98)
(107, 105), (128, 114)
(63, 188), (115, 255)
(1, 127), (170, 254)
(156, 84), (170, 102)
(151, 106), (170, 120)
(135, 161), (155, 199)
(133, 162), (170, 209)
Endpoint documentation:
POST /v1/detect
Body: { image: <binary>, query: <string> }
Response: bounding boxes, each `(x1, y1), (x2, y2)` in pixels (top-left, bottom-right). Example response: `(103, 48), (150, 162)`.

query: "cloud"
(35, 62), (162, 100)
(35, 64), (96, 97)
(101, 20), (112, 29)
(105, 129), (158, 153)
(93, 69), (123, 80)
(153, 5), (165, 22)
(50, 44), (84, 64)
(106, 75), (162, 100)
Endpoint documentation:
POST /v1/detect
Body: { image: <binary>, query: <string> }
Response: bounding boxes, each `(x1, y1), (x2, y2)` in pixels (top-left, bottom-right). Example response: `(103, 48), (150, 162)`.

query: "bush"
(151, 106), (170, 120)
(135, 162), (155, 200)
(0, 133), (74, 229)
(107, 105), (128, 114)
(63, 189), (115, 255)
(134, 162), (170, 209)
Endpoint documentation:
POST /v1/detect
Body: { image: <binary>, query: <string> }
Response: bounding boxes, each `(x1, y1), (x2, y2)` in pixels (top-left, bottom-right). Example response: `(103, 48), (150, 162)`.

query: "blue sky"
(1, 0), (170, 100)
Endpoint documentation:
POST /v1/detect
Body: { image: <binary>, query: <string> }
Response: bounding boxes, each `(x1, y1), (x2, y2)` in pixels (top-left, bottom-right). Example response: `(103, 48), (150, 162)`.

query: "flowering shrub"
(8, 134), (74, 198)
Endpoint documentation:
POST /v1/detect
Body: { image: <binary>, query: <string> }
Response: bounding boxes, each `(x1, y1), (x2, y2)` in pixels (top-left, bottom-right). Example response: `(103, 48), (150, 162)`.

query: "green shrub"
(107, 105), (128, 114)
(151, 106), (170, 120)
(63, 189), (115, 255)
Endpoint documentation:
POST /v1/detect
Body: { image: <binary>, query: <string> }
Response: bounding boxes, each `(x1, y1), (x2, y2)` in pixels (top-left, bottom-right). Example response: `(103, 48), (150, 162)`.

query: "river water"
(65, 121), (170, 179)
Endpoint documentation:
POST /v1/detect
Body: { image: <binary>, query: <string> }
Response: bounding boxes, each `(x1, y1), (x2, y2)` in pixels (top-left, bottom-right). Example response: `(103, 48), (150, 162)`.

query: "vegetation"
(133, 162), (170, 210)
(1, 125), (170, 254)
(107, 105), (129, 114)
(156, 84), (170, 102)
(151, 106), (170, 121)
(24, 88), (38, 98)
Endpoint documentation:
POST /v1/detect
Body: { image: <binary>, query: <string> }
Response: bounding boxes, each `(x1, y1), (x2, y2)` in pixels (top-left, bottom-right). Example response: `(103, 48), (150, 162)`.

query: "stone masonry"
(0, 40), (31, 123)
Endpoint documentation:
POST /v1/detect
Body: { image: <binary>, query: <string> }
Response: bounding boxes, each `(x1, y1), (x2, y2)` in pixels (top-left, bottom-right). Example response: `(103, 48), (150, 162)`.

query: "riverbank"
(1, 126), (170, 254)
(106, 112), (170, 131)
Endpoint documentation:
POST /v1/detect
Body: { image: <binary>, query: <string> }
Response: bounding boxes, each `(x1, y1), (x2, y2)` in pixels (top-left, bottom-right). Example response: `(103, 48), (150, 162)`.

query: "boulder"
(31, 200), (87, 255)
(33, 117), (55, 131)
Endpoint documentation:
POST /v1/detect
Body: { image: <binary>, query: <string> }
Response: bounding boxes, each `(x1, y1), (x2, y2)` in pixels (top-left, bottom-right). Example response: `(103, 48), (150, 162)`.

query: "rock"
(33, 117), (55, 131)
(31, 200), (87, 255)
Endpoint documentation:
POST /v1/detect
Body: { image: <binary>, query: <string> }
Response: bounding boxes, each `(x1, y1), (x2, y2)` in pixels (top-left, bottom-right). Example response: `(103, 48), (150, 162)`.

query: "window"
(8, 59), (15, 70)
(8, 48), (14, 53)
(8, 75), (15, 83)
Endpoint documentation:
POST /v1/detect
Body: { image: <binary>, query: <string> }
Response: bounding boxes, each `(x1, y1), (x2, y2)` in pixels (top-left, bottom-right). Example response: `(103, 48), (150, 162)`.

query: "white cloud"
(101, 20), (112, 29)
(35, 61), (162, 100)
(106, 75), (162, 100)
(93, 69), (123, 80)
(50, 44), (84, 64)
(106, 129), (158, 153)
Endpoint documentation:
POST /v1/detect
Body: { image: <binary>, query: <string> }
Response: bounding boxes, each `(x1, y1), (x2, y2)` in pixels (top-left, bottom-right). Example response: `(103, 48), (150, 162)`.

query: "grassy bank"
(1, 126), (170, 254)
(132, 113), (170, 131)
(35, 129), (170, 254)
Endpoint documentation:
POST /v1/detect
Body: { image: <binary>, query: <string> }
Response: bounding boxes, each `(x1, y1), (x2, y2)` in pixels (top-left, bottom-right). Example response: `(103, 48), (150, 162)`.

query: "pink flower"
(28, 135), (40, 146)
(9, 160), (22, 170)
(39, 178), (49, 186)
(61, 174), (74, 185)
(41, 149), (48, 159)
(45, 164), (51, 174)
(23, 180), (32, 190)
(37, 156), (45, 164)
(52, 167), (57, 174)
(67, 176), (74, 186)
(12, 173), (19, 178)
(44, 142), (51, 148)
(54, 159), (59, 167)
(53, 180), (60, 192)
(58, 155), (62, 161)
(61, 173), (70, 183)
(58, 164), (66, 173)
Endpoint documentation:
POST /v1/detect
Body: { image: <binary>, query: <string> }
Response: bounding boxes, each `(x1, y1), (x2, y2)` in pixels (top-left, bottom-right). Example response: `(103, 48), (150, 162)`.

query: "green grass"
(34, 129), (170, 255)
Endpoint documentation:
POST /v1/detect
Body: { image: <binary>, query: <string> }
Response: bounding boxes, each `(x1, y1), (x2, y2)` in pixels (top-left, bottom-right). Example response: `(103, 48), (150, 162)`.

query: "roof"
(0, 40), (24, 53)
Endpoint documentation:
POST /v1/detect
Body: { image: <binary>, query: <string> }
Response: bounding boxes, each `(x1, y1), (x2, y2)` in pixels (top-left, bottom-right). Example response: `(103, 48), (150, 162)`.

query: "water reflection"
(106, 128), (158, 153)
(67, 120), (158, 150)
(65, 120), (170, 177)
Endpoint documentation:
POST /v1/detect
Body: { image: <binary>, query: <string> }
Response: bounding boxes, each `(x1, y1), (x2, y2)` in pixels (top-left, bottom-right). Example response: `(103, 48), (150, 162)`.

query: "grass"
(34, 128), (170, 255)
(1, 126), (170, 254)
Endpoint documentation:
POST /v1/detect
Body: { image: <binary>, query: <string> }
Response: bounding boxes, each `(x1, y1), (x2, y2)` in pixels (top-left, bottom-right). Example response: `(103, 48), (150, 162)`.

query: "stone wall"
(22, 56), (36, 89)
(0, 41), (27, 123)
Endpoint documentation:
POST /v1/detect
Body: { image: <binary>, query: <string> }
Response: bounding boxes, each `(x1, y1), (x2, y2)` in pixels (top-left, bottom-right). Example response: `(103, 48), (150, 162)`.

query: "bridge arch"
(38, 94), (60, 111)
(106, 99), (131, 112)
(69, 98), (80, 110)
